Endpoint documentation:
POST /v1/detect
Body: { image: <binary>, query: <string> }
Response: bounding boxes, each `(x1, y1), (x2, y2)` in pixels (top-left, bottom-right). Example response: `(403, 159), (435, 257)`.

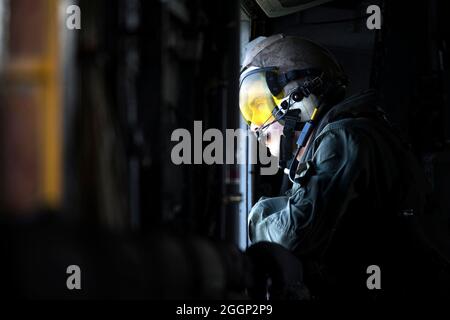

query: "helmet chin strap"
(278, 110), (303, 169)
(277, 95), (316, 170)
(285, 94), (326, 183)
(286, 115), (316, 183)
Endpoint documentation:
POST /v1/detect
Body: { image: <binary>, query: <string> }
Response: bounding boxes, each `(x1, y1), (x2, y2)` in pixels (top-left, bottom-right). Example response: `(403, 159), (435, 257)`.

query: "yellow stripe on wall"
(42, 0), (62, 208)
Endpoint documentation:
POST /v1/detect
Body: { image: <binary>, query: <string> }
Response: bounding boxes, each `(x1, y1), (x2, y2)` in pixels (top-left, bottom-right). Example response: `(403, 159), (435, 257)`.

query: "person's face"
(250, 121), (284, 158)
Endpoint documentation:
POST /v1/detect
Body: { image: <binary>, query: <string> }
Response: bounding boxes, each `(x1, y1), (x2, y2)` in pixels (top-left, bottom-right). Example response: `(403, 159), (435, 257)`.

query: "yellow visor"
(239, 70), (277, 127)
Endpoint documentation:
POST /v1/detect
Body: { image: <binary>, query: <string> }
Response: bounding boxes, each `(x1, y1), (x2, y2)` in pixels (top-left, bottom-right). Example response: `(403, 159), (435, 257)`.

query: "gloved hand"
(248, 196), (289, 244)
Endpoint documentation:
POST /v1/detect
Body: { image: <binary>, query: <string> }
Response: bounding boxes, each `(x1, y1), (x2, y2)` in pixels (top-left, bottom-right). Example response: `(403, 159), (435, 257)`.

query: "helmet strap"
(278, 110), (302, 169)
(266, 68), (323, 96)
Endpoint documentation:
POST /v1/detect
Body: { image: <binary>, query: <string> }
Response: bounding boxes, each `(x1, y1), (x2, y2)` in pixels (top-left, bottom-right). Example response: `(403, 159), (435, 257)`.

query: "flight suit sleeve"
(248, 127), (369, 253)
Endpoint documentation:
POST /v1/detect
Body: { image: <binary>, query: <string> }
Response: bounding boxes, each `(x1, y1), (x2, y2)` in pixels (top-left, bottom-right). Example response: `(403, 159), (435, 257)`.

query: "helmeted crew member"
(239, 34), (431, 299)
